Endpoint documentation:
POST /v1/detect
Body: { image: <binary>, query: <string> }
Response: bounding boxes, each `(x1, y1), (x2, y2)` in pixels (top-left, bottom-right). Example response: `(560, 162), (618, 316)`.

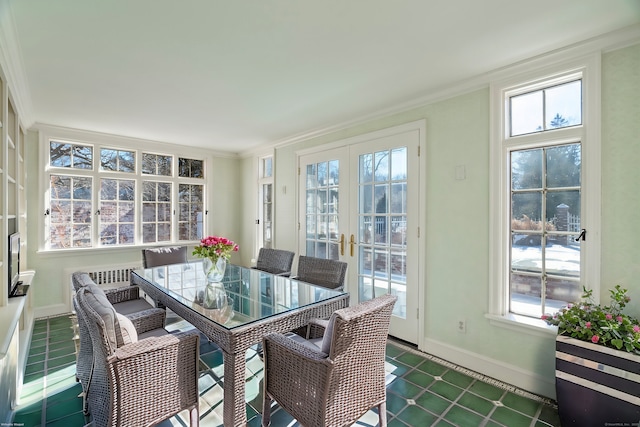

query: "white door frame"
(295, 120), (426, 348)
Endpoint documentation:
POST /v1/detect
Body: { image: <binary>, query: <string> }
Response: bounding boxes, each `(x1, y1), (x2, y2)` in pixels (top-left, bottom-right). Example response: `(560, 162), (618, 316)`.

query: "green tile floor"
(13, 314), (561, 426)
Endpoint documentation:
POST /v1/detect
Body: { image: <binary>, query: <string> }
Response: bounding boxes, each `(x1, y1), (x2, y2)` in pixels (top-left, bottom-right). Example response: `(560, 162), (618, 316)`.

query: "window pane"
(546, 276), (581, 313)
(511, 149), (542, 190)
(50, 142), (71, 167)
(263, 157), (272, 178)
(360, 184), (373, 214)
(545, 80), (582, 129)
(548, 190), (580, 229)
(390, 183), (406, 214)
(510, 273), (542, 317)
(306, 164), (317, 189)
(73, 146), (93, 169)
(512, 192), (543, 229)
(100, 149), (117, 171)
(510, 90), (543, 136)
(118, 150), (135, 172)
(511, 235), (542, 274)
(374, 151), (389, 182)
(545, 233), (580, 278)
(360, 153), (373, 183)
(391, 147), (407, 180)
(317, 162), (327, 186)
(328, 160), (339, 185)
(263, 183), (272, 204)
(375, 184), (388, 214)
(546, 143), (581, 188)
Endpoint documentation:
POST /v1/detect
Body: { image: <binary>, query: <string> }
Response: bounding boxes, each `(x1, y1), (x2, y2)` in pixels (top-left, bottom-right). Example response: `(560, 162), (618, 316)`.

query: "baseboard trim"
(420, 337), (556, 400)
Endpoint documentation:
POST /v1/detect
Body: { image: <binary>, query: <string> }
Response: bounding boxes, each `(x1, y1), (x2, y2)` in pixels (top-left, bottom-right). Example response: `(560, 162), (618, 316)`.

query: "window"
(258, 156), (273, 250)
(99, 178), (135, 245)
(100, 148), (135, 172)
(45, 138), (207, 250)
(489, 55), (600, 326)
(142, 181), (172, 243)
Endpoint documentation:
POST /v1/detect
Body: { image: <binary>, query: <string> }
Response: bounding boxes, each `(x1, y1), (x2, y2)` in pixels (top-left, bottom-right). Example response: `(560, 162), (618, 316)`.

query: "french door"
(298, 124), (423, 344)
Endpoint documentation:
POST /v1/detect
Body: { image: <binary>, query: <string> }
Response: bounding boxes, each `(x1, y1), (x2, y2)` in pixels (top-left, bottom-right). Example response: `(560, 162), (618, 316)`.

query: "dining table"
(130, 260), (349, 427)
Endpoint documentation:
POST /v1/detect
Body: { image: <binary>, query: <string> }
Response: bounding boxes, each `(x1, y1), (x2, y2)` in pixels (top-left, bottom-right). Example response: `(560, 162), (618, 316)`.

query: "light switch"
(455, 165), (466, 180)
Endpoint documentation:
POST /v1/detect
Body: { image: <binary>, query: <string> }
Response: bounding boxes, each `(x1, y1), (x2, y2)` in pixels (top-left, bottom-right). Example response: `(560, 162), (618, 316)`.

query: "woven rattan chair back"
(142, 246), (188, 268)
(262, 294), (397, 427)
(295, 255), (348, 290)
(254, 248), (295, 275)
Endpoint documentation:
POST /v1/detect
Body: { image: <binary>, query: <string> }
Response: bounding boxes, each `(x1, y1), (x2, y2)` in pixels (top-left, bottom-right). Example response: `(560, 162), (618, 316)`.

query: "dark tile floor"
(13, 314), (561, 426)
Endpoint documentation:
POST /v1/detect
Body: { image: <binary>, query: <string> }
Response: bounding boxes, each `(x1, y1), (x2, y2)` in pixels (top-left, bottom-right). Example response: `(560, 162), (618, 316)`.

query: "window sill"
(36, 242), (199, 257)
(485, 313), (558, 338)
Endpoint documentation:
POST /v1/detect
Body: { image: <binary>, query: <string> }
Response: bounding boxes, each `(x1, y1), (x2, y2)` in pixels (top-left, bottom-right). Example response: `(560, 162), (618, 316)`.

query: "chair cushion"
(320, 313), (337, 354)
(72, 272), (96, 291)
(81, 287), (119, 351)
(111, 298), (153, 315)
(138, 328), (170, 340)
(285, 332), (325, 353)
(116, 313), (138, 344)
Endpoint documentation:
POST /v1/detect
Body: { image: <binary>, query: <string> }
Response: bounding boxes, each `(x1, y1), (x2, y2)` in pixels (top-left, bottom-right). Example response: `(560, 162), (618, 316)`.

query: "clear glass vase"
(203, 281), (228, 310)
(202, 257), (227, 282)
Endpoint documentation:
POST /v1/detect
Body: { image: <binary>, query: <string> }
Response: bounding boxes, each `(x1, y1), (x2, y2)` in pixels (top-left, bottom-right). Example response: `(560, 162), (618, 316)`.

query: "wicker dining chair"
(294, 255), (348, 291)
(261, 294), (397, 427)
(71, 272), (166, 412)
(253, 248), (295, 276)
(75, 286), (200, 427)
(142, 246), (188, 268)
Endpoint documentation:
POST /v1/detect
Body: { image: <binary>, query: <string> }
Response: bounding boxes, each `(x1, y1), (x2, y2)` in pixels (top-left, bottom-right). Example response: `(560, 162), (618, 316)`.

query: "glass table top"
(132, 261), (347, 329)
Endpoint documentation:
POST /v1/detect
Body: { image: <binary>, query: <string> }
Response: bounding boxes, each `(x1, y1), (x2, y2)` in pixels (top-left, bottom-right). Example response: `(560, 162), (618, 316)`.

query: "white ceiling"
(6, 0), (640, 154)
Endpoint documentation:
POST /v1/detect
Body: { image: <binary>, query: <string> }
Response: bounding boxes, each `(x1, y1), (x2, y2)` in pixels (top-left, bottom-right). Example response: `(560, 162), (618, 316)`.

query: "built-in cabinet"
(0, 60), (33, 424)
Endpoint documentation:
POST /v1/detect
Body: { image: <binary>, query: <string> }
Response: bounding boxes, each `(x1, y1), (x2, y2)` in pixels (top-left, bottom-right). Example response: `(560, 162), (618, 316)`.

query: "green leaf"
(611, 339), (623, 350)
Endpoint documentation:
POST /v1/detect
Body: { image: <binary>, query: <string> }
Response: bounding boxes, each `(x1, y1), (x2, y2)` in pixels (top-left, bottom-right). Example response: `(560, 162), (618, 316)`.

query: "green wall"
(601, 44), (640, 300)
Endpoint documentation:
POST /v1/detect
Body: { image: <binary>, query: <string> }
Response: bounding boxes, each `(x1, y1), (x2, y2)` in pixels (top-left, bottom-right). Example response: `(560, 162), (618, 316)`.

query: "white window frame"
(257, 154), (274, 251)
(38, 126), (211, 252)
(488, 54), (601, 333)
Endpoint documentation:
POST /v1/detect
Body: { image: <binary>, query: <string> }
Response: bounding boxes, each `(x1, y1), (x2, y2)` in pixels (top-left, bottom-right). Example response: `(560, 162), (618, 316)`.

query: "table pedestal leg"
(223, 349), (248, 426)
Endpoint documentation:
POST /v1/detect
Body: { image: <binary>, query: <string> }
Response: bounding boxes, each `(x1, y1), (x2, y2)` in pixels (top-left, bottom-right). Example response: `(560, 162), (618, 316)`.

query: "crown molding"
(0, 0), (35, 128)
(240, 23), (640, 158)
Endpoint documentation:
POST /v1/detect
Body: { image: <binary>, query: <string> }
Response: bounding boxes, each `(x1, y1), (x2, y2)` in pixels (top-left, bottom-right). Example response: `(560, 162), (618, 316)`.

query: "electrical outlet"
(457, 319), (466, 333)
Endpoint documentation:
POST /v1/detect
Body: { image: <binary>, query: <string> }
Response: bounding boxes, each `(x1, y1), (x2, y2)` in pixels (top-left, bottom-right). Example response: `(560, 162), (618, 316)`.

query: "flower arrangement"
(542, 285), (640, 355)
(192, 235), (239, 262)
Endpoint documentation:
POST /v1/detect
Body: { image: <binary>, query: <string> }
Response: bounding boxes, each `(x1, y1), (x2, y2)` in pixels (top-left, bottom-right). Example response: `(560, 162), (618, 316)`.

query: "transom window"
(509, 80), (582, 136)
(45, 138), (206, 250)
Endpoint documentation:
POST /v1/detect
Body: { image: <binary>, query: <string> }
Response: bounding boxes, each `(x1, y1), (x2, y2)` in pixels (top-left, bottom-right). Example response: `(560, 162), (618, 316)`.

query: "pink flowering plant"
(542, 285), (640, 355)
(192, 235), (239, 262)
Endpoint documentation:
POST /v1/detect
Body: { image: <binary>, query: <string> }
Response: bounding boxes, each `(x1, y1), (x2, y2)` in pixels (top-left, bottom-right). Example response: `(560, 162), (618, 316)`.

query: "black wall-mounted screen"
(8, 232), (20, 297)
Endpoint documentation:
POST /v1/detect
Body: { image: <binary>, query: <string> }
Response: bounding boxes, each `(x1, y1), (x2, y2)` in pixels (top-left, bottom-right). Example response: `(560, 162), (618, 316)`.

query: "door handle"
(340, 234), (345, 256)
(349, 234), (355, 257)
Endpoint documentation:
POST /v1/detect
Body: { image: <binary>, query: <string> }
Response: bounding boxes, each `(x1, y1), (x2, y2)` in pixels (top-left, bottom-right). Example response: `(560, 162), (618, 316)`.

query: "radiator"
(64, 263), (142, 292)
(86, 265), (140, 288)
